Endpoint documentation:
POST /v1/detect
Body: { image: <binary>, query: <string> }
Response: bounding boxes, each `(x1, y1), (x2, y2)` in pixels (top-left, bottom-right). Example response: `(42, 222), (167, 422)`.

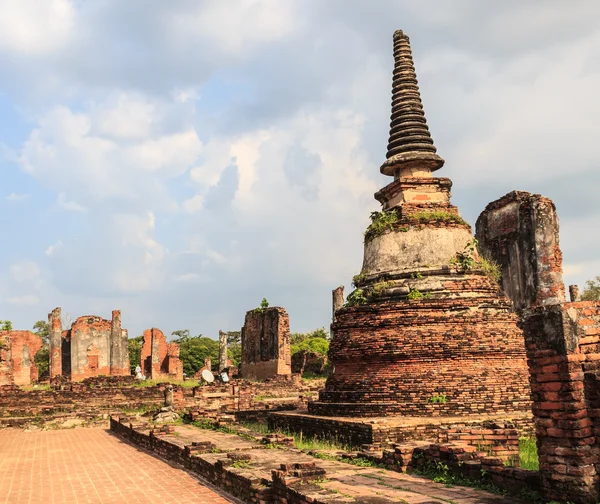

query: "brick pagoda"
(308, 30), (532, 417)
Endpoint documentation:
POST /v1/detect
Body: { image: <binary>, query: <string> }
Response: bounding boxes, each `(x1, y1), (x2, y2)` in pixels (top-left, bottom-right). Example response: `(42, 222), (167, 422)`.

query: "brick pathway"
(0, 428), (234, 504)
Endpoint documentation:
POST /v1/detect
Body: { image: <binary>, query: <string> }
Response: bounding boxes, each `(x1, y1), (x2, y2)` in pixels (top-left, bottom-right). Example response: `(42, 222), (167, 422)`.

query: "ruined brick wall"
(522, 301), (600, 503)
(0, 331), (43, 386)
(48, 307), (62, 378)
(0, 332), (12, 386)
(69, 316), (112, 381)
(167, 342), (183, 381)
(69, 311), (130, 382)
(311, 287), (532, 417)
(140, 328), (181, 380)
(476, 191), (565, 311)
(109, 311), (129, 376)
(241, 307), (291, 381)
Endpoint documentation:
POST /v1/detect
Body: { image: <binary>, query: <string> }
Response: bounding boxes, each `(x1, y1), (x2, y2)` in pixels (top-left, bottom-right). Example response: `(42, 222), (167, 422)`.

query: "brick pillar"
(522, 302), (600, 503)
(570, 285), (581, 302)
(218, 330), (228, 372)
(48, 307), (62, 378)
(110, 310), (128, 376)
(331, 286), (344, 338)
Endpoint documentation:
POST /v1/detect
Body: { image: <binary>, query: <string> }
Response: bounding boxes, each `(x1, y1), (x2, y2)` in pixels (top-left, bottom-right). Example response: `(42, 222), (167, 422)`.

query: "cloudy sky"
(1, 0), (599, 339)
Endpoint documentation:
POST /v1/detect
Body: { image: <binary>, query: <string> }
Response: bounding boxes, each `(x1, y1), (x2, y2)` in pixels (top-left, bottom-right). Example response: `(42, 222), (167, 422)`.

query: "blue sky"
(1, 0), (600, 339)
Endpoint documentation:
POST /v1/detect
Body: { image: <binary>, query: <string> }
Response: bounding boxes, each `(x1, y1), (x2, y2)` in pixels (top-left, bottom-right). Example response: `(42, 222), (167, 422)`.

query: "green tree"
(171, 329), (190, 342)
(226, 330), (242, 367)
(33, 320), (50, 345)
(581, 276), (600, 301)
(35, 347), (49, 380)
(0, 320), (13, 331)
(290, 327), (330, 357)
(175, 334), (219, 377)
(33, 320), (50, 380)
(128, 335), (144, 374)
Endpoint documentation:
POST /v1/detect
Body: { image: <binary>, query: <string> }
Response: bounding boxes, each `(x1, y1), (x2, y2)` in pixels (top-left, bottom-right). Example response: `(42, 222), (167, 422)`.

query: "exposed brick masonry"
(241, 307), (291, 380)
(0, 330), (43, 386)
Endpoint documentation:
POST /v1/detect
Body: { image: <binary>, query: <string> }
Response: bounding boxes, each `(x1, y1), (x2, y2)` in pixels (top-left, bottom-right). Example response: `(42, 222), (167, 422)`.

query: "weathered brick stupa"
(308, 30), (532, 417)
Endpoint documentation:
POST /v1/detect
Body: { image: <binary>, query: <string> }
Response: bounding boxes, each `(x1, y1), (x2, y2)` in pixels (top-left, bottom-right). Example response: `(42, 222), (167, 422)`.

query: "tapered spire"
(380, 30), (444, 178)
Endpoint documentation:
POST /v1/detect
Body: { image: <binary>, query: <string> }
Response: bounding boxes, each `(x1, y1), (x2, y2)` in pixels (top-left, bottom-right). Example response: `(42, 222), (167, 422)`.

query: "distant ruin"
(48, 307), (130, 382)
(0, 330), (43, 386)
(241, 306), (291, 380)
(140, 328), (183, 381)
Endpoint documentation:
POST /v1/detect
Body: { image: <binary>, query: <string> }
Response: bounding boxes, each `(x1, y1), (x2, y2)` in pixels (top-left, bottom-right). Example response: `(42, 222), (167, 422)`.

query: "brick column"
(48, 307), (63, 379)
(522, 302), (600, 503)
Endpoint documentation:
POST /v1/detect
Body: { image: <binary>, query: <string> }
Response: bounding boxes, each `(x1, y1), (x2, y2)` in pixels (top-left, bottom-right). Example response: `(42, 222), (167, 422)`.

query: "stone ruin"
(49, 307), (130, 382)
(307, 29), (532, 418)
(476, 190), (565, 311)
(0, 329), (43, 386)
(240, 306), (291, 380)
(140, 328), (183, 381)
(477, 191), (600, 503)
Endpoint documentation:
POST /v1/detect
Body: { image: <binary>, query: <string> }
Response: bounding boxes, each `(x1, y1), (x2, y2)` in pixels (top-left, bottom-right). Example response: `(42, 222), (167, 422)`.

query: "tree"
(33, 320), (50, 380)
(33, 320), (50, 345)
(174, 333), (219, 377)
(0, 320), (13, 331)
(226, 330), (241, 367)
(581, 276), (600, 301)
(290, 327), (330, 357)
(128, 335), (144, 374)
(171, 329), (190, 342)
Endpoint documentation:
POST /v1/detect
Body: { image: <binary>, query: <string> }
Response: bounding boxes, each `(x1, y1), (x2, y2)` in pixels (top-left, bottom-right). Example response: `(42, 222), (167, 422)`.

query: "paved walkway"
(0, 428), (234, 504)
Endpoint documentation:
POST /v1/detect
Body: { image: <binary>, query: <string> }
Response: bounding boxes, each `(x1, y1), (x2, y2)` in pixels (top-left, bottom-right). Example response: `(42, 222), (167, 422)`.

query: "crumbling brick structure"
(478, 190), (600, 503)
(241, 307), (291, 381)
(0, 330), (43, 386)
(476, 190), (566, 310)
(140, 328), (183, 381)
(48, 307), (130, 382)
(309, 30), (532, 418)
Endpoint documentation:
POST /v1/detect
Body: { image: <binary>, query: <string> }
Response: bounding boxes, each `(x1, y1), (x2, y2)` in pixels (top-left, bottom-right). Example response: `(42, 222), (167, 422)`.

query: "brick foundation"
(522, 301), (600, 503)
(311, 292), (532, 417)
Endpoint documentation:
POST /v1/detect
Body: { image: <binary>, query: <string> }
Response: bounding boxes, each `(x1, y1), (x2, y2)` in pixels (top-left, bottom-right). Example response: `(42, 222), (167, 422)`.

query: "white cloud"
(58, 192), (86, 212)
(9, 260), (40, 282)
(5, 294), (39, 306)
(166, 0), (295, 57)
(174, 273), (200, 283)
(6, 193), (30, 201)
(0, 0), (75, 55)
(18, 94), (202, 206)
(45, 241), (63, 256)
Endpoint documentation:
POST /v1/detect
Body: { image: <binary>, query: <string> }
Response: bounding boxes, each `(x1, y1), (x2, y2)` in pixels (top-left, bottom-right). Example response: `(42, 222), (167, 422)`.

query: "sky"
(1, 0), (599, 340)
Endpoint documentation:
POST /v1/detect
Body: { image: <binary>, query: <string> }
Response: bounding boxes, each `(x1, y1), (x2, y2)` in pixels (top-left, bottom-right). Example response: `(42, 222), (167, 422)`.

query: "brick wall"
(311, 293), (532, 417)
(0, 330), (43, 386)
(241, 307), (291, 380)
(522, 301), (600, 503)
(140, 328), (183, 380)
(476, 191), (565, 311)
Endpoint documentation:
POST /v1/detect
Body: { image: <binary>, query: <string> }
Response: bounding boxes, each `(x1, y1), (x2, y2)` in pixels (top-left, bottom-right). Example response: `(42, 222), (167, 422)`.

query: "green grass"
(240, 421), (353, 452)
(518, 436), (539, 471)
(241, 421), (270, 435)
(21, 384), (51, 391)
(479, 256), (502, 283)
(364, 210), (401, 238)
(133, 378), (199, 388)
(407, 211), (467, 225)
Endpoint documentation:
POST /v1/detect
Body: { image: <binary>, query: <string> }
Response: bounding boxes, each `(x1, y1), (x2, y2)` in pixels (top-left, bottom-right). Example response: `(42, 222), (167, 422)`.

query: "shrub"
(408, 211), (467, 225)
(345, 288), (369, 307)
(364, 210), (400, 239)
